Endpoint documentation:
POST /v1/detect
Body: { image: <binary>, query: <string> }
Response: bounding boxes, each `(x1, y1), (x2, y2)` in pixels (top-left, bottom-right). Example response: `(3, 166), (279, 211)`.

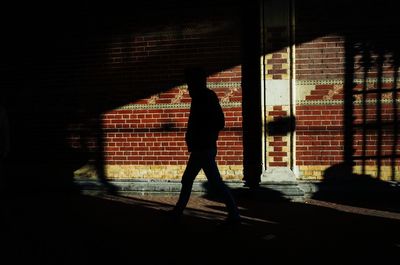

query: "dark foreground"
(1, 190), (399, 265)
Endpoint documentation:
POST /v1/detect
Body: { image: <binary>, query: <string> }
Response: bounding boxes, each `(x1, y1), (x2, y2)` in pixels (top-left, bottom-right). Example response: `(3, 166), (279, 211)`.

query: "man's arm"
(0, 107), (10, 159)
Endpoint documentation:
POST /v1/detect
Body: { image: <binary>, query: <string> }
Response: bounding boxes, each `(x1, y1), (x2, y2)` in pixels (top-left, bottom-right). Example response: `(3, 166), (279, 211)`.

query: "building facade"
(2, 0), (399, 196)
(65, 0), (400, 192)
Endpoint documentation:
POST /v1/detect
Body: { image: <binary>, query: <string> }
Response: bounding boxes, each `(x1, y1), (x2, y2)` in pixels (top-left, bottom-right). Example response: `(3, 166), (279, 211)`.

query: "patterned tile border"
(297, 78), (400, 105)
(117, 101), (241, 110)
(296, 78), (400, 86)
(297, 98), (400, 106)
(174, 82), (242, 89)
(114, 81), (242, 110)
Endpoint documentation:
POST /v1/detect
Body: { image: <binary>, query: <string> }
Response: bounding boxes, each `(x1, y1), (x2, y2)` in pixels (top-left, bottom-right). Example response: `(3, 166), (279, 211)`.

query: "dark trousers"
(174, 148), (240, 219)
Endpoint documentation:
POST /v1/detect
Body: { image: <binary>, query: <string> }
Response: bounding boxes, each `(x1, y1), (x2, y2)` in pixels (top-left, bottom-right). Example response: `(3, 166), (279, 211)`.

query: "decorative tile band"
(296, 78), (400, 86)
(297, 99), (400, 106)
(174, 82), (241, 89)
(116, 101), (241, 110)
(113, 81), (242, 110)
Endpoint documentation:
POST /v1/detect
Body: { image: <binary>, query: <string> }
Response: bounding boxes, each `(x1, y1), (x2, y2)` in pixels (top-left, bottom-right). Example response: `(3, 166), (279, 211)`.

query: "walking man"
(170, 67), (241, 225)
(0, 103), (10, 192)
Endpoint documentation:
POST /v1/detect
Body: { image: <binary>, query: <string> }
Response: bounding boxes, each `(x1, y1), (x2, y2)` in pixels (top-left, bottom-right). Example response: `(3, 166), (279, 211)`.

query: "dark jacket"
(0, 106), (10, 159)
(185, 88), (224, 152)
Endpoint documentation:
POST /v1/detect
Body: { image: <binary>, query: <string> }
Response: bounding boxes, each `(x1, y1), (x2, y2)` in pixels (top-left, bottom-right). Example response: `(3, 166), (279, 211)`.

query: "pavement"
(1, 189), (399, 265)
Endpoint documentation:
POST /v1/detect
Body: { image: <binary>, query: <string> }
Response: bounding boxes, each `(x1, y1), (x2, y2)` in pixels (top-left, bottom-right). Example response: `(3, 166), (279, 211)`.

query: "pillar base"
(260, 167), (304, 201)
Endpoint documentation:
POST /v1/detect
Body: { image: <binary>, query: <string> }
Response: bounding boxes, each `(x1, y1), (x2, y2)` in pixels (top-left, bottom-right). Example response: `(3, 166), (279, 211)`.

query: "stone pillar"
(259, 0), (303, 199)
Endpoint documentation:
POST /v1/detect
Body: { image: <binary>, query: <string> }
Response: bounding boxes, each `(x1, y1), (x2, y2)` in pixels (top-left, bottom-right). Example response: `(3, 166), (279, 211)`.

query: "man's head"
(184, 67), (207, 98)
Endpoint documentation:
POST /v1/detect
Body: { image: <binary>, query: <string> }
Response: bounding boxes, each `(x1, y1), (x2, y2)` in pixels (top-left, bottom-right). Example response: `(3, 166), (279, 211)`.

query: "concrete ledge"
(259, 181), (305, 202)
(74, 178), (306, 202)
(298, 180), (400, 196)
(298, 181), (321, 198)
(74, 179), (245, 195)
(75, 178), (399, 205)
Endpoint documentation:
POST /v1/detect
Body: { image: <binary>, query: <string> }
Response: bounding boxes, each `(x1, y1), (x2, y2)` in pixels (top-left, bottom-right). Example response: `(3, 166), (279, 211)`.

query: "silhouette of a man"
(171, 67), (241, 225)
(0, 103), (10, 192)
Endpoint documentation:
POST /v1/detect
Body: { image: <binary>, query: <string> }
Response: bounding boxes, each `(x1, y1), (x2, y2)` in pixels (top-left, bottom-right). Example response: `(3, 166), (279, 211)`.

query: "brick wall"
(78, 80), (244, 181)
(266, 106), (290, 167)
(0, 1), (246, 191)
(69, 2), (245, 181)
(295, 1), (400, 181)
(4, 1), (398, 190)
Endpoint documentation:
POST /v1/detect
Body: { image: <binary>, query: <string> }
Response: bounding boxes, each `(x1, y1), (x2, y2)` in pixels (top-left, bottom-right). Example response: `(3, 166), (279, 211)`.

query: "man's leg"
(201, 149), (240, 221)
(173, 152), (202, 214)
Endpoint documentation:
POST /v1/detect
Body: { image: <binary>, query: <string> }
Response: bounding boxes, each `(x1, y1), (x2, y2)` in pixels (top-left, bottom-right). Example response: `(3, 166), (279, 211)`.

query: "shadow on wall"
(313, 163), (400, 213)
(312, 38), (400, 213)
(267, 116), (296, 137)
(2, 0), (400, 197)
(297, 0), (400, 213)
(0, 0), (249, 194)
